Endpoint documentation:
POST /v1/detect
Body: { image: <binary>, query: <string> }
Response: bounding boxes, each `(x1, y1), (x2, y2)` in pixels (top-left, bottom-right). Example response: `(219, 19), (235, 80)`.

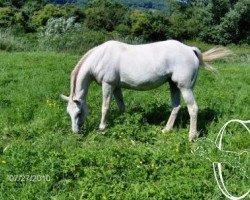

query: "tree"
(1, 0), (46, 9)
(0, 6), (14, 27)
(84, 0), (128, 31)
(128, 10), (171, 41)
(31, 3), (84, 31)
(17, 1), (47, 32)
(211, 0), (230, 24)
(216, 0), (250, 44)
(31, 4), (67, 30)
(129, 10), (150, 37)
(146, 11), (171, 41)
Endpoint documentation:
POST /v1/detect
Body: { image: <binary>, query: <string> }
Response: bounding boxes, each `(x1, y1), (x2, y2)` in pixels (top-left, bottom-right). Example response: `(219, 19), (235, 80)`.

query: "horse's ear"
(60, 94), (69, 102)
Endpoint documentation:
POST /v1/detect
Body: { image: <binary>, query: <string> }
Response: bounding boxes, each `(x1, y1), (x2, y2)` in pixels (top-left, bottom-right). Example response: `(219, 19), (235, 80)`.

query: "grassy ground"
(0, 44), (249, 199)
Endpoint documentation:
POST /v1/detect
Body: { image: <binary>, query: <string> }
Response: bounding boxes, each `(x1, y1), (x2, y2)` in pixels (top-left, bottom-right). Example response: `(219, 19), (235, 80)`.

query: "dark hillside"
(48, 0), (167, 9)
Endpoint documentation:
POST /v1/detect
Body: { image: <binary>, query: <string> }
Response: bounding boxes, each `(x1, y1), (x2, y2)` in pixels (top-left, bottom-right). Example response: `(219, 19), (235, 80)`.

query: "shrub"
(216, 0), (250, 44)
(198, 0), (250, 44)
(129, 10), (150, 37)
(19, 1), (53, 32)
(146, 11), (171, 41)
(0, 29), (38, 51)
(38, 25), (111, 54)
(0, 7), (14, 27)
(84, 0), (128, 31)
(42, 17), (81, 36)
(31, 4), (84, 31)
(31, 4), (67, 30)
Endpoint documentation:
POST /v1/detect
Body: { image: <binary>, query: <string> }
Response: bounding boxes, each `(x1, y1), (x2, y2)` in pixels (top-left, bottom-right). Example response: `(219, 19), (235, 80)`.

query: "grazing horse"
(61, 40), (231, 141)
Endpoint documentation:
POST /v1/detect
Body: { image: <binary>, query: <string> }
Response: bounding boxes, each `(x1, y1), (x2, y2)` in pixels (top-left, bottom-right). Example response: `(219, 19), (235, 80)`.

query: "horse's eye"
(76, 112), (81, 117)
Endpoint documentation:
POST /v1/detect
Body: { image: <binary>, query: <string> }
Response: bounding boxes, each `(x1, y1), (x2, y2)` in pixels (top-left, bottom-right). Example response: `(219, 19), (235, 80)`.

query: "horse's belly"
(118, 55), (171, 90)
(120, 75), (168, 90)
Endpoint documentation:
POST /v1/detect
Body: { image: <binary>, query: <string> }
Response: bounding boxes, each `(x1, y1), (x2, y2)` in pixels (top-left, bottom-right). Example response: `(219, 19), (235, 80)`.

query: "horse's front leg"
(113, 87), (125, 113)
(99, 82), (114, 131)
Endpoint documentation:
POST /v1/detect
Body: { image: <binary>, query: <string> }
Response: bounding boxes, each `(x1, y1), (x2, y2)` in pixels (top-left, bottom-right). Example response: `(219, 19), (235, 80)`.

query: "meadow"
(0, 43), (249, 199)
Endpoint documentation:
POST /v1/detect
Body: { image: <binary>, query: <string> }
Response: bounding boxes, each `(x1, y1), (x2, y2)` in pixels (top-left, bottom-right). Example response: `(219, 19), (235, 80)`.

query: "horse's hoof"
(189, 132), (197, 142)
(161, 128), (171, 133)
(98, 124), (106, 131)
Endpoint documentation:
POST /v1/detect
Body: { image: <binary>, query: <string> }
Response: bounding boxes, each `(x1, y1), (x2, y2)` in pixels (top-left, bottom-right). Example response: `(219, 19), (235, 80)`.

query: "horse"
(61, 40), (231, 141)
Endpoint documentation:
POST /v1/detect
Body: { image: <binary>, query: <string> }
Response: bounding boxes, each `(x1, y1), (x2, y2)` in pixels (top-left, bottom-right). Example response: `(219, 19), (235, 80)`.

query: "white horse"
(61, 40), (231, 141)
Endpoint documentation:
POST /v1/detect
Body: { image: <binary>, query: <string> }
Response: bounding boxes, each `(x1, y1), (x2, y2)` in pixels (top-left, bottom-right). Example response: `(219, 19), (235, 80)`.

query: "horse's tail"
(192, 46), (233, 72)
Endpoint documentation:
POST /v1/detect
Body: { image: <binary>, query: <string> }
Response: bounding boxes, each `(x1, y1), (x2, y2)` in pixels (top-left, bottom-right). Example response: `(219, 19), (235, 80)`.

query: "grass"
(0, 44), (249, 199)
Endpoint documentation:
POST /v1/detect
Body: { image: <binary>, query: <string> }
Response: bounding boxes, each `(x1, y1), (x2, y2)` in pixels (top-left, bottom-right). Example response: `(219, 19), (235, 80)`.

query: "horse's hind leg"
(99, 82), (114, 131)
(113, 87), (125, 113)
(162, 81), (181, 133)
(180, 88), (198, 142)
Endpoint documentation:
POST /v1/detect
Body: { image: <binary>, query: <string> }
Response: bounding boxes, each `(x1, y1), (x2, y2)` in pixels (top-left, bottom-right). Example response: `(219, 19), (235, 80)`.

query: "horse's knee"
(119, 104), (125, 113)
(172, 105), (181, 115)
(188, 103), (198, 117)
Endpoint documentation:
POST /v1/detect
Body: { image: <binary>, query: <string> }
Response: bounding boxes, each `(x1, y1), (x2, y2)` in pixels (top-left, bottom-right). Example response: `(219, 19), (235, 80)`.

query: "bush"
(0, 7), (14, 27)
(146, 11), (171, 41)
(0, 29), (38, 51)
(38, 25), (111, 54)
(61, 4), (85, 23)
(31, 4), (84, 31)
(129, 10), (171, 41)
(216, 0), (250, 44)
(198, 0), (250, 44)
(31, 4), (67, 30)
(129, 10), (150, 37)
(84, 0), (128, 31)
(42, 17), (81, 35)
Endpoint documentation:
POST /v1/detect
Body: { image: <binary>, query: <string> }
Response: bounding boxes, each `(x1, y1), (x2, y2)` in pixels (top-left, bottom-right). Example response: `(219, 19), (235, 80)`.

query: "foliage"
(210, 0), (231, 24)
(0, 45), (249, 199)
(145, 11), (171, 41)
(167, 0), (250, 44)
(31, 4), (84, 31)
(197, 0), (250, 44)
(215, 0), (250, 44)
(31, 4), (66, 30)
(62, 4), (85, 22)
(0, 26), (112, 54)
(0, 29), (38, 51)
(84, 0), (128, 31)
(129, 10), (150, 37)
(1, 0), (250, 44)
(0, 0), (46, 10)
(47, 0), (167, 9)
(0, 6), (14, 27)
(122, 10), (171, 41)
(39, 27), (111, 54)
(120, 0), (166, 9)
(42, 17), (80, 35)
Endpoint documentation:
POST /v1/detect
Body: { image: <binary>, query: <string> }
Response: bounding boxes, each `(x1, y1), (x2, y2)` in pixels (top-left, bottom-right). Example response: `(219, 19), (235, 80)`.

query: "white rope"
(213, 119), (250, 200)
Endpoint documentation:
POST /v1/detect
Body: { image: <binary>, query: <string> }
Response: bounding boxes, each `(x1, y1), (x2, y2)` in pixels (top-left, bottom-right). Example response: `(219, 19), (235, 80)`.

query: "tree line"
(0, 0), (249, 44)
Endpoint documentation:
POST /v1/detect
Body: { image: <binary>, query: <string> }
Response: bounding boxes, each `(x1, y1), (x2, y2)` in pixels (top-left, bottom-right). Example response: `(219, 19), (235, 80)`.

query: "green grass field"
(0, 45), (249, 199)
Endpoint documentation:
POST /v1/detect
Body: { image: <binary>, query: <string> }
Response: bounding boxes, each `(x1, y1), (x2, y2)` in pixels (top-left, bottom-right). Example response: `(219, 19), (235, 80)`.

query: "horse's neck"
(74, 70), (91, 100)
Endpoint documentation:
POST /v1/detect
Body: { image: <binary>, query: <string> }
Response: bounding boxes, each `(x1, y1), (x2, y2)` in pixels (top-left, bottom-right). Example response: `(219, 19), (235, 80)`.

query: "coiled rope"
(213, 119), (250, 200)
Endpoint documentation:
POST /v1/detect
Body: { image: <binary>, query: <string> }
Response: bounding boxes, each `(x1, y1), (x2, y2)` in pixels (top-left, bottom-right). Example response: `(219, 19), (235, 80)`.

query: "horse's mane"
(70, 50), (92, 98)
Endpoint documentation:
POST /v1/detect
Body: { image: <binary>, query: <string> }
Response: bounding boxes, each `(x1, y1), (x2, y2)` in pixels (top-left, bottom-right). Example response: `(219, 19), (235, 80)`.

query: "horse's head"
(61, 91), (87, 133)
